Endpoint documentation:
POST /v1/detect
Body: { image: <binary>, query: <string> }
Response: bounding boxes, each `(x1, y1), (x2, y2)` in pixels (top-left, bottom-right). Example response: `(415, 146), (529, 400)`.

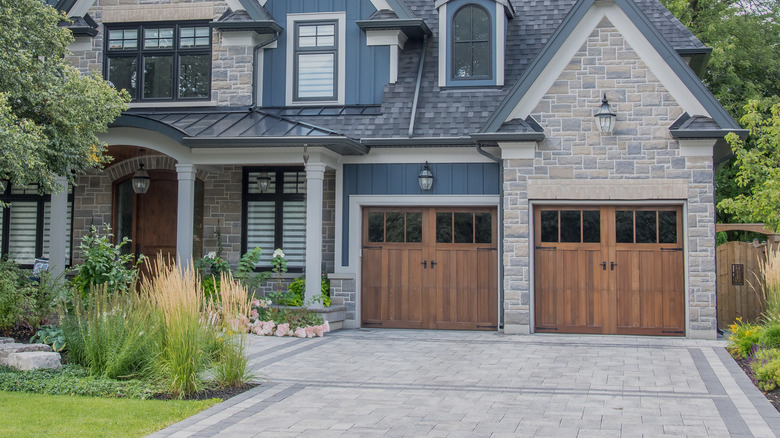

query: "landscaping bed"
(733, 355), (780, 413)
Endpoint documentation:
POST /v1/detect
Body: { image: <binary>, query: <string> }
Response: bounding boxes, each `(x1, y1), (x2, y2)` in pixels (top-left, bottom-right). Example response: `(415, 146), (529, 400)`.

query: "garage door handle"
(430, 260), (436, 269)
(610, 261), (617, 270)
(421, 260), (427, 269)
(600, 261), (606, 270)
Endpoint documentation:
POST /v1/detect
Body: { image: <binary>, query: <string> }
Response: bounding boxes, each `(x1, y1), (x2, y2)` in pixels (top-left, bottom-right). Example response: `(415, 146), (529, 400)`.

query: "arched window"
(451, 5), (491, 79)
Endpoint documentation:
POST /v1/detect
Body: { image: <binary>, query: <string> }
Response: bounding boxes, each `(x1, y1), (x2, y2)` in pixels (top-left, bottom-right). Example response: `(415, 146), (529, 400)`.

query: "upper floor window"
(105, 22), (211, 101)
(294, 21), (337, 102)
(451, 5), (491, 80)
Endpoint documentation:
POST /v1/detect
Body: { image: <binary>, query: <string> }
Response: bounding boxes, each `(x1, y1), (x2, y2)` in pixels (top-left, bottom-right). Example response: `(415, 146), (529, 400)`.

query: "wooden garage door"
(361, 207), (498, 330)
(534, 206), (685, 336)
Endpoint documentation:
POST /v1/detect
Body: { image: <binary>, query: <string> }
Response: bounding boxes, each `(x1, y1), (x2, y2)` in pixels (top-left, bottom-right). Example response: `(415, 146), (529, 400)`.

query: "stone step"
(0, 343), (54, 367)
(0, 337), (13, 344)
(6, 352), (61, 371)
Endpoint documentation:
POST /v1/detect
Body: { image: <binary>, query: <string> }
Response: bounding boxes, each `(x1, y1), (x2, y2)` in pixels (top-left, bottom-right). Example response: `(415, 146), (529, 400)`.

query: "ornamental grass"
(142, 257), (217, 398)
(758, 249), (780, 323)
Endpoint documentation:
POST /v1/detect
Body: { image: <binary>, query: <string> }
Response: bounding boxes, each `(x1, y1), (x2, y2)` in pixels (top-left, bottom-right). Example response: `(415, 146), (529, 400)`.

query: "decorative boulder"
(6, 352), (61, 371)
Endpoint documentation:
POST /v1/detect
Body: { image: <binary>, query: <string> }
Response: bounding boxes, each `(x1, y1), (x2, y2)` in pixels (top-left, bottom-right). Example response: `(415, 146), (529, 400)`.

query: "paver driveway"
(151, 330), (780, 437)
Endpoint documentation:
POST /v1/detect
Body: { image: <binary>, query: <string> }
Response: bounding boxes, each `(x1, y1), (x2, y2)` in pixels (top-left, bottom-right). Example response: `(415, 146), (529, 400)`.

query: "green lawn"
(0, 391), (218, 437)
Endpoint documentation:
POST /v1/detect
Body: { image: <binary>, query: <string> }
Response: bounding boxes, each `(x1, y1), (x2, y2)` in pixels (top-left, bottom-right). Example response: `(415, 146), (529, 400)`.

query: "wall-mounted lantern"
(132, 163), (150, 194)
(418, 162), (434, 191)
(594, 93), (617, 134)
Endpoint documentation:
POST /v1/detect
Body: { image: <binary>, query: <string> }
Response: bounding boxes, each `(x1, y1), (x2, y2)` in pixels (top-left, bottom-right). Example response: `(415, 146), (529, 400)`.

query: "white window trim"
(438, 1), (505, 87)
(286, 12), (346, 106)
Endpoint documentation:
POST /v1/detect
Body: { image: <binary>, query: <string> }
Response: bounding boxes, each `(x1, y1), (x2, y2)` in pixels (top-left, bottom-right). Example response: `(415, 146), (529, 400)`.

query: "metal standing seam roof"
(113, 109), (368, 154)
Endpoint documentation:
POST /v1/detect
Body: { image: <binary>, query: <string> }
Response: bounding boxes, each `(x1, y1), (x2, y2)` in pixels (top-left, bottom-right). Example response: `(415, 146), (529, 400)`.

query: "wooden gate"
(716, 241), (766, 329)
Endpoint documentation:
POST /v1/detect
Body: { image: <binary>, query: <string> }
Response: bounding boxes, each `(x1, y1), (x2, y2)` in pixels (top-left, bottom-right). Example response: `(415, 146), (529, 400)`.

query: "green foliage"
(727, 317), (763, 358)
(0, 0), (129, 195)
(0, 261), (35, 331)
(195, 228), (269, 301)
(266, 307), (324, 331)
(761, 324), (780, 349)
(71, 226), (144, 298)
(64, 285), (160, 380)
(0, 364), (163, 399)
(234, 247), (271, 290)
(269, 273), (332, 307)
(750, 347), (780, 391)
(211, 336), (255, 388)
(660, 0), (780, 119)
(31, 324), (66, 352)
(717, 102), (780, 231)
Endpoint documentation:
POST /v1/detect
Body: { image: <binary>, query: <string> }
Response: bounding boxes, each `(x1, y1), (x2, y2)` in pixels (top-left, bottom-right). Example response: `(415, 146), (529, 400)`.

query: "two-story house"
(2, 0), (744, 338)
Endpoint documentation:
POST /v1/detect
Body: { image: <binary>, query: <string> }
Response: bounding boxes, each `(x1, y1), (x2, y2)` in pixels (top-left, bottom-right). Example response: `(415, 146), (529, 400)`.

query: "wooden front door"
(114, 170), (178, 265)
(361, 207), (498, 330)
(534, 206), (685, 336)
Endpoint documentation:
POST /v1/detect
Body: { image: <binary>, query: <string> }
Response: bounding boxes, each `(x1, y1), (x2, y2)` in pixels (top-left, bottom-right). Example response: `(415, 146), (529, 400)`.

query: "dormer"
(436, 0), (513, 88)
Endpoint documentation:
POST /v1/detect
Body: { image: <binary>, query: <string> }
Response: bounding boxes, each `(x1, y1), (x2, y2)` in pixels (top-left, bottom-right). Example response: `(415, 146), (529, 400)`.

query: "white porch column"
(48, 176), (69, 277)
(305, 162), (326, 308)
(176, 164), (196, 264)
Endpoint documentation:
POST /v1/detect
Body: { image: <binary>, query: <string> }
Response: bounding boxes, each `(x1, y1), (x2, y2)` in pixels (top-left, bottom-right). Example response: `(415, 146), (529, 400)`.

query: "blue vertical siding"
(341, 162), (500, 266)
(262, 0), (390, 106)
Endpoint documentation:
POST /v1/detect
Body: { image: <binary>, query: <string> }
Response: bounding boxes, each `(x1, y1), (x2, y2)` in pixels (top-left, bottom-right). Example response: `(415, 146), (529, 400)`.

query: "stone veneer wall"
(66, 0), (253, 106)
(501, 18), (716, 337)
(72, 172), (113, 265)
(71, 164), (337, 287)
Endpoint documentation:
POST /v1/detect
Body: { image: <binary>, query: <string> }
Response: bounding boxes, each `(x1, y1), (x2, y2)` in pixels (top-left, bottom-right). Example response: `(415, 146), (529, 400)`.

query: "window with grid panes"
(293, 21), (337, 101)
(0, 183), (73, 266)
(243, 168), (306, 269)
(105, 22), (211, 101)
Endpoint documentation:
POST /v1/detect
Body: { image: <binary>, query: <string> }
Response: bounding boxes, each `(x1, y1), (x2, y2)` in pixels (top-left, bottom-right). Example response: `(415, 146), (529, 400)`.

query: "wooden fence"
(716, 240), (766, 329)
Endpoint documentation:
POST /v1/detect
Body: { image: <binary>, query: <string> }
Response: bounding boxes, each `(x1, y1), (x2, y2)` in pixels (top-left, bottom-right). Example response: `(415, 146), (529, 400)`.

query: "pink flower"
(294, 327), (307, 338)
(323, 321), (331, 333)
(305, 326), (316, 338)
(313, 325), (325, 337)
(250, 309), (259, 319)
(260, 320), (275, 335)
(251, 298), (260, 307)
(275, 323), (290, 337)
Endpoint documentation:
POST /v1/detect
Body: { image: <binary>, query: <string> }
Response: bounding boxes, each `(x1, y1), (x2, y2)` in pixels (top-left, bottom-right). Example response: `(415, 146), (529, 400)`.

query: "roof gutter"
(408, 34), (428, 138)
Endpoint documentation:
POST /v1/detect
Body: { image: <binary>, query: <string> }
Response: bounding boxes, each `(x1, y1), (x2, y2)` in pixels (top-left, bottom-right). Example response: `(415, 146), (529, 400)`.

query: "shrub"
(0, 265), (34, 332)
(727, 317), (763, 358)
(64, 284), (159, 379)
(71, 225), (143, 298)
(749, 347), (780, 391)
(266, 307), (324, 331)
(270, 272), (331, 307)
(762, 323), (780, 348)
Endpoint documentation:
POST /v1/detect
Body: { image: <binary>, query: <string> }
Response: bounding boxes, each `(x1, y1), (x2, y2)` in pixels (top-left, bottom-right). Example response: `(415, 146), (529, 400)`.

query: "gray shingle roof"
(283, 0), (710, 141)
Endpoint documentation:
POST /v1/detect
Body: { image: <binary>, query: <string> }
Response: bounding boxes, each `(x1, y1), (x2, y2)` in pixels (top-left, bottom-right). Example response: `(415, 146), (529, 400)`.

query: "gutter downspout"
(408, 34), (428, 137)
(250, 33), (281, 110)
(477, 143), (503, 333)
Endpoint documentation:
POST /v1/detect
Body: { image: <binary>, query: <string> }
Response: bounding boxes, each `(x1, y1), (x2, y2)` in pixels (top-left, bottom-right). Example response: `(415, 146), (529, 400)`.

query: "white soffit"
(505, 3), (710, 123)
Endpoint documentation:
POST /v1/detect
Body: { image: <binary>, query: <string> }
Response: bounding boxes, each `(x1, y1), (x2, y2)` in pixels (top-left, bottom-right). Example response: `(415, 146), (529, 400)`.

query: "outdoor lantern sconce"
(418, 162), (434, 191)
(132, 163), (150, 194)
(256, 172), (271, 193)
(595, 93), (617, 134)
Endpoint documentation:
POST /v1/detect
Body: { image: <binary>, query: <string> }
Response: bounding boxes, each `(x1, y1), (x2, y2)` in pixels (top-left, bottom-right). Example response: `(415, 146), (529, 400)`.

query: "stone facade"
(67, 0), (253, 107)
(501, 19), (716, 337)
